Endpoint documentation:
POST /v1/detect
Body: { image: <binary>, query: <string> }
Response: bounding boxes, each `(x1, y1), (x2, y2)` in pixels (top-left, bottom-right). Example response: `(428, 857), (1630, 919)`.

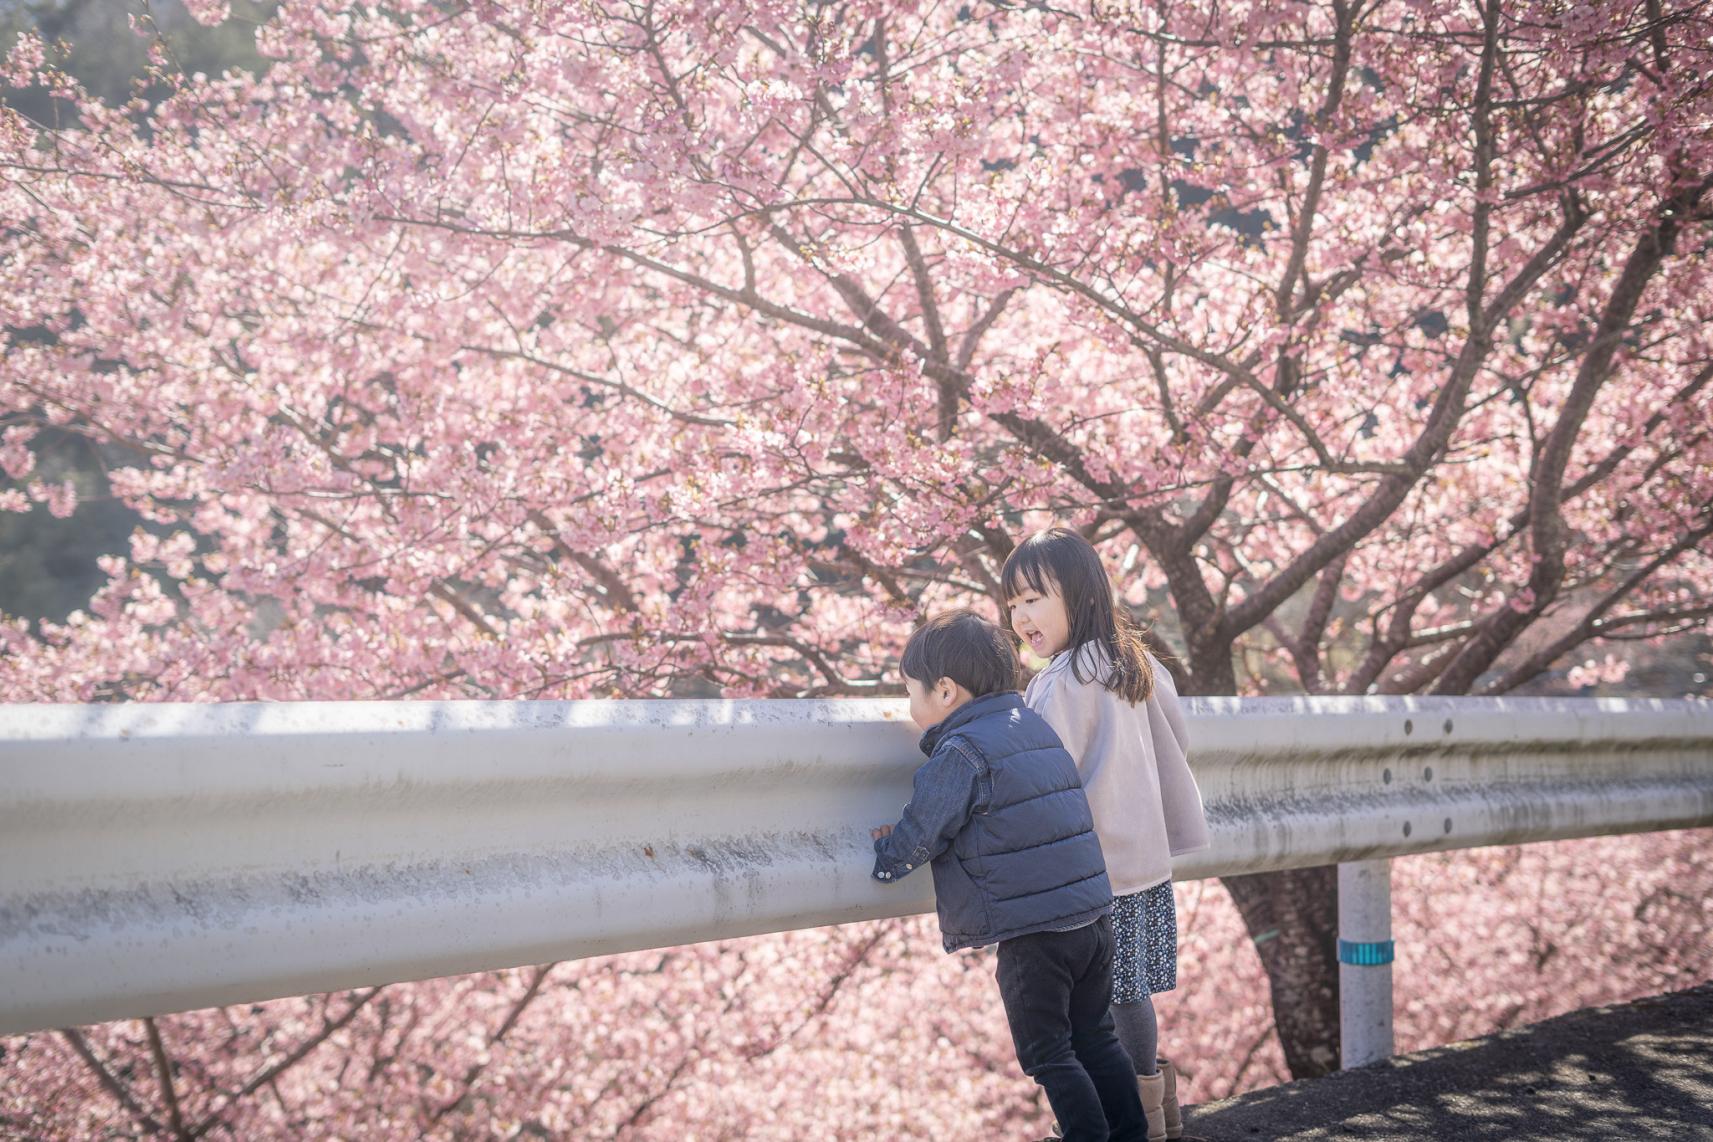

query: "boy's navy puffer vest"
(922, 691), (1113, 952)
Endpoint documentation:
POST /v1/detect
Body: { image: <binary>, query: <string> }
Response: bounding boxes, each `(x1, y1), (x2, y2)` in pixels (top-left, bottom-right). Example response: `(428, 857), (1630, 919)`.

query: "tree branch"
(1434, 178), (1703, 692)
(58, 1028), (166, 1136)
(1481, 507), (1713, 693)
(188, 988), (381, 1138)
(899, 223), (956, 438)
(143, 1017), (190, 1141)
(1223, 151), (1587, 649)
(1344, 360), (1713, 693)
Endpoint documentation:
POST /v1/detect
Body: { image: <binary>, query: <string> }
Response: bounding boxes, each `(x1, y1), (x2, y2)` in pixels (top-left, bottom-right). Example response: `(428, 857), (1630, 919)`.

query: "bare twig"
(58, 1027), (167, 1136)
(188, 989), (382, 1138)
(143, 1018), (190, 1141)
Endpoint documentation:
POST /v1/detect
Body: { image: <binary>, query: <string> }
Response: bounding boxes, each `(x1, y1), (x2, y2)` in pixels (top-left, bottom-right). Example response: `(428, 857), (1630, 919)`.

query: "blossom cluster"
(0, 0), (1706, 706)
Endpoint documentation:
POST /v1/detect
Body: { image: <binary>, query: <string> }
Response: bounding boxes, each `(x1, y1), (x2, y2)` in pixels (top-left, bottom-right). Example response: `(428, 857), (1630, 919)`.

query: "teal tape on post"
(1338, 939), (1395, 966)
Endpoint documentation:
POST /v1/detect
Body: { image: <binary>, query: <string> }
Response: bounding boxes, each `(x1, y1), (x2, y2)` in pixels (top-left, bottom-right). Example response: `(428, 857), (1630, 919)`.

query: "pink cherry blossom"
(1, 0), (1708, 1115)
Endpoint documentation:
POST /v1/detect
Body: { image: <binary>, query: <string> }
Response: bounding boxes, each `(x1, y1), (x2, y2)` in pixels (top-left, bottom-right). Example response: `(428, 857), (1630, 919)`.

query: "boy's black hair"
(900, 609), (1019, 697)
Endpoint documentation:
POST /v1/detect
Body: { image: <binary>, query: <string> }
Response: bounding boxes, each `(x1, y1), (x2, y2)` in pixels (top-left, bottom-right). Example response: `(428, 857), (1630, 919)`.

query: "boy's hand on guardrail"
(870, 824), (893, 840)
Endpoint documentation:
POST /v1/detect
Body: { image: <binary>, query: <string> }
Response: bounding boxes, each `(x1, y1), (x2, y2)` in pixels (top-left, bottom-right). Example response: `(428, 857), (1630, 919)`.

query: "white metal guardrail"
(2, 696), (1710, 1040)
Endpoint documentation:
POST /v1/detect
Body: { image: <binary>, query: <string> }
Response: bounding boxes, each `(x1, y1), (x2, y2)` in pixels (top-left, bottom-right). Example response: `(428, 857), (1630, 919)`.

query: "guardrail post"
(1338, 858), (1394, 1069)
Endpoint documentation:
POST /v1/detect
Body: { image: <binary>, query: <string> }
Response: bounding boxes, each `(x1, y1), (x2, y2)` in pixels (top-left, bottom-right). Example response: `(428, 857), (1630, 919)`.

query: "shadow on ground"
(1187, 982), (1713, 1141)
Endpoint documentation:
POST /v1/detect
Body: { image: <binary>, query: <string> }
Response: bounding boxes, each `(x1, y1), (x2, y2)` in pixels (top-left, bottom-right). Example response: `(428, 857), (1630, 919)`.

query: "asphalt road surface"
(1186, 982), (1713, 1140)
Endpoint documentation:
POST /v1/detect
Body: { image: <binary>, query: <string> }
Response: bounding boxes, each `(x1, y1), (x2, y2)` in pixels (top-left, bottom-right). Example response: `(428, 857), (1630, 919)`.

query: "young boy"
(871, 609), (1145, 1142)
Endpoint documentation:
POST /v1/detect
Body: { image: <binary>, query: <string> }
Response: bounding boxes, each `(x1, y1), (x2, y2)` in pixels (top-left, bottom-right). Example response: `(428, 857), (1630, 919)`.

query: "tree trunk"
(1170, 636), (1343, 1079)
(1220, 866), (1342, 1078)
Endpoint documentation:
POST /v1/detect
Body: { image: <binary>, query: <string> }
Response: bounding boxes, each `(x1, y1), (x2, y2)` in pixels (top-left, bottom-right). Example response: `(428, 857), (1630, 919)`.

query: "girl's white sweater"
(1024, 644), (1210, 896)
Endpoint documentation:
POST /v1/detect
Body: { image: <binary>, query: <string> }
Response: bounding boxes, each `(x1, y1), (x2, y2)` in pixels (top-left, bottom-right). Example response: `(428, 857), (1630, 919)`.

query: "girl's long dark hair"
(999, 527), (1155, 705)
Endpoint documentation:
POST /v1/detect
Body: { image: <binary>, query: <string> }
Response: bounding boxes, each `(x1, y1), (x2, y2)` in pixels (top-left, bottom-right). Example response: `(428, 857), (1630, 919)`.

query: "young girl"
(1002, 527), (1209, 1142)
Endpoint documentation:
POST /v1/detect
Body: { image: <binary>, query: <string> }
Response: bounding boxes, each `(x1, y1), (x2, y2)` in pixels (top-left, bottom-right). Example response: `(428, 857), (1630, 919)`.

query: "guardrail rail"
(3, 695), (1711, 1055)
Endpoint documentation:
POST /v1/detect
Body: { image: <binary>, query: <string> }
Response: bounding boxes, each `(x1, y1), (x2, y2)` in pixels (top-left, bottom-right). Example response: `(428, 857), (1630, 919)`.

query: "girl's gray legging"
(1111, 997), (1160, 1077)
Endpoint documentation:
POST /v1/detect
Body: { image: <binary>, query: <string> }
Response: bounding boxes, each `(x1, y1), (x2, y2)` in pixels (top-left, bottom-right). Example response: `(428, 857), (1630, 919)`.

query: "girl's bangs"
(1000, 543), (1058, 601)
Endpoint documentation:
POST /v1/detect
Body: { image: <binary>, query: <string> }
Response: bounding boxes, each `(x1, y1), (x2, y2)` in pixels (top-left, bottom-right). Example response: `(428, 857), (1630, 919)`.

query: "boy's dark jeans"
(997, 915), (1145, 1142)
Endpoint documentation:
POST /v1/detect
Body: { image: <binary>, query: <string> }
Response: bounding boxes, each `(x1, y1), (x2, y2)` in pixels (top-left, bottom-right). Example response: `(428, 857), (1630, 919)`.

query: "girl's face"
(1007, 580), (1072, 659)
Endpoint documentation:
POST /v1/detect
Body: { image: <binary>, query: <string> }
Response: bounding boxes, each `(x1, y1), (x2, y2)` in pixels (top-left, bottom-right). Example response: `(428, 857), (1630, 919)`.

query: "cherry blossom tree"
(2, 0), (1708, 1088)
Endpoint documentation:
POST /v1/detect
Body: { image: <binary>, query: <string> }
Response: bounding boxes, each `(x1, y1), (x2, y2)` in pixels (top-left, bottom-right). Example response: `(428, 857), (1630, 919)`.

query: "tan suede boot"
(1158, 1058), (1183, 1139)
(1138, 1070), (1168, 1142)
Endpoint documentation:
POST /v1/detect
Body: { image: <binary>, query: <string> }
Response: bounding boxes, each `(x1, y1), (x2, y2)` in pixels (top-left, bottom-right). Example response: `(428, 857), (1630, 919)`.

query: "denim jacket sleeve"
(872, 741), (984, 883)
